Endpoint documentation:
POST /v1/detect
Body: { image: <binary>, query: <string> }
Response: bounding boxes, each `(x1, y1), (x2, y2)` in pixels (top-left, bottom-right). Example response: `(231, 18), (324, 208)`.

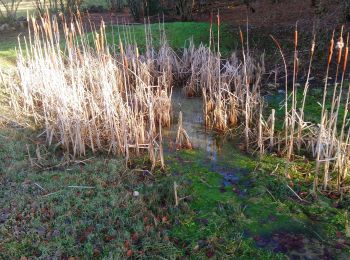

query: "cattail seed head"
(343, 33), (349, 73)
(311, 40), (316, 55)
(217, 11), (220, 27)
(239, 29), (244, 45)
(336, 37), (344, 50)
(337, 37), (344, 65)
(328, 31), (335, 65)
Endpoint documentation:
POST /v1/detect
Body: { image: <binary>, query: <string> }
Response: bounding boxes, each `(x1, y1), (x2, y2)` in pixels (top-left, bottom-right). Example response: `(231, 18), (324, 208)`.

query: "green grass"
(0, 35), (19, 69)
(105, 22), (237, 55)
(0, 21), (237, 69)
(1, 110), (350, 258)
(0, 128), (182, 258)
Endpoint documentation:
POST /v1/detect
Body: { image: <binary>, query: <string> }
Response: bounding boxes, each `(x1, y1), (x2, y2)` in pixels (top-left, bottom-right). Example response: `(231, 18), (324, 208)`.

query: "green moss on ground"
(167, 149), (350, 259)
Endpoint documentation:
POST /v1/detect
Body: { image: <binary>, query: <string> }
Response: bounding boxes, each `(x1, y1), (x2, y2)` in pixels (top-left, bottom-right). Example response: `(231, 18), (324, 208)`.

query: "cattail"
(294, 26), (298, 49)
(337, 26), (345, 65)
(328, 30), (335, 65)
(239, 29), (244, 46)
(217, 10), (220, 27)
(343, 33), (349, 73)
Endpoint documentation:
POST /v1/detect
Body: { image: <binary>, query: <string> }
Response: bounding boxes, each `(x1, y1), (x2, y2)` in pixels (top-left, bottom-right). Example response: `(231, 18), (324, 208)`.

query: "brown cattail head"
(217, 10), (220, 27)
(328, 30), (335, 65)
(239, 29), (244, 46)
(311, 35), (316, 56)
(343, 33), (349, 73)
(294, 23), (298, 49)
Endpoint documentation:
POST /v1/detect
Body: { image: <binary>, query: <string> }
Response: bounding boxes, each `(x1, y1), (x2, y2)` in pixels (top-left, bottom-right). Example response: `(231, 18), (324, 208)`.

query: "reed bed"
(4, 12), (350, 192)
(7, 14), (176, 169)
(179, 17), (350, 192)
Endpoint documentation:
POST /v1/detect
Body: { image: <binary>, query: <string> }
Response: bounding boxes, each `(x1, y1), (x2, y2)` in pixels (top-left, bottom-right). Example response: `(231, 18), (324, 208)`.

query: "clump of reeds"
(264, 25), (350, 193)
(9, 13), (174, 169)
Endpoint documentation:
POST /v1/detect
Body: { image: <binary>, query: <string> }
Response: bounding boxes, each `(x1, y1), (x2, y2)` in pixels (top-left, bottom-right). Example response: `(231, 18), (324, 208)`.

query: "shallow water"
(163, 88), (242, 162)
(163, 88), (248, 186)
(163, 88), (221, 161)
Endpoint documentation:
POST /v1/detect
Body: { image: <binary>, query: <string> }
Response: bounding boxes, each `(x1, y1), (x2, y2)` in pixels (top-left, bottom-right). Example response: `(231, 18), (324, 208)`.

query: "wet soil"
(164, 88), (350, 259)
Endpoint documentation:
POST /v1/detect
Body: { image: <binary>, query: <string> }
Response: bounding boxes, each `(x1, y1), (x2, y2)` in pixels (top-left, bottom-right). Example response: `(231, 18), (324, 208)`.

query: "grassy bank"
(1, 127), (349, 258)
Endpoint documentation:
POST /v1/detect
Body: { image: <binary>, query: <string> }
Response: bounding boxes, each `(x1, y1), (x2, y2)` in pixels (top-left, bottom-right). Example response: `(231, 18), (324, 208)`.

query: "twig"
(67, 186), (95, 189)
(199, 177), (213, 188)
(271, 163), (280, 175)
(73, 157), (95, 165)
(179, 195), (191, 201)
(133, 169), (154, 176)
(287, 184), (310, 203)
(42, 190), (62, 197)
(26, 144), (33, 167)
(174, 181), (179, 207)
(34, 182), (45, 191)
(265, 188), (277, 202)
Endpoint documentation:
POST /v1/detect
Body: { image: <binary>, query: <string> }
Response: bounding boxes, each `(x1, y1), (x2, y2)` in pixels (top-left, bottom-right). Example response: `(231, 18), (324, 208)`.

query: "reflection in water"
(163, 88), (226, 162)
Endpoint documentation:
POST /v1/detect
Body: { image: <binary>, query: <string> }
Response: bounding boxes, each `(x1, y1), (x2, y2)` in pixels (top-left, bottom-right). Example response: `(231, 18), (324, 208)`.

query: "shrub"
(0, 0), (22, 24)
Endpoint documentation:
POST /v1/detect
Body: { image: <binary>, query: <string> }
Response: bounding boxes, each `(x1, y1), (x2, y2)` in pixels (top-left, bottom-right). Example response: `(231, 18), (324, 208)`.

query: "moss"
(167, 149), (287, 257)
(166, 147), (350, 258)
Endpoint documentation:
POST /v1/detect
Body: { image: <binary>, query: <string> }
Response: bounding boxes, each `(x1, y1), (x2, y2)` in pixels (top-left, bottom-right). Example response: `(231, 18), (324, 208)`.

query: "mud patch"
(255, 232), (347, 260)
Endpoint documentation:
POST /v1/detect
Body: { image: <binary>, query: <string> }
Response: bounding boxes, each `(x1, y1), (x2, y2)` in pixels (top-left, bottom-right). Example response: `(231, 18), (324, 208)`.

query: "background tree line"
(1, 0), (350, 24)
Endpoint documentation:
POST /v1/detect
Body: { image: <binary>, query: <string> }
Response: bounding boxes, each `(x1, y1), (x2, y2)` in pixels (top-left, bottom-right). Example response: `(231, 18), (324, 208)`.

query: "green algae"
(166, 147), (350, 258)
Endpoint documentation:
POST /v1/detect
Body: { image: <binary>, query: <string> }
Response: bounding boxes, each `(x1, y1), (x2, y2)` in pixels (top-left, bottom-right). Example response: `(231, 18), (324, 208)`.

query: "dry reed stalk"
(175, 111), (192, 150)
(269, 109), (275, 151)
(298, 34), (316, 151)
(270, 35), (289, 155)
(287, 23), (299, 161)
(315, 31), (335, 191)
